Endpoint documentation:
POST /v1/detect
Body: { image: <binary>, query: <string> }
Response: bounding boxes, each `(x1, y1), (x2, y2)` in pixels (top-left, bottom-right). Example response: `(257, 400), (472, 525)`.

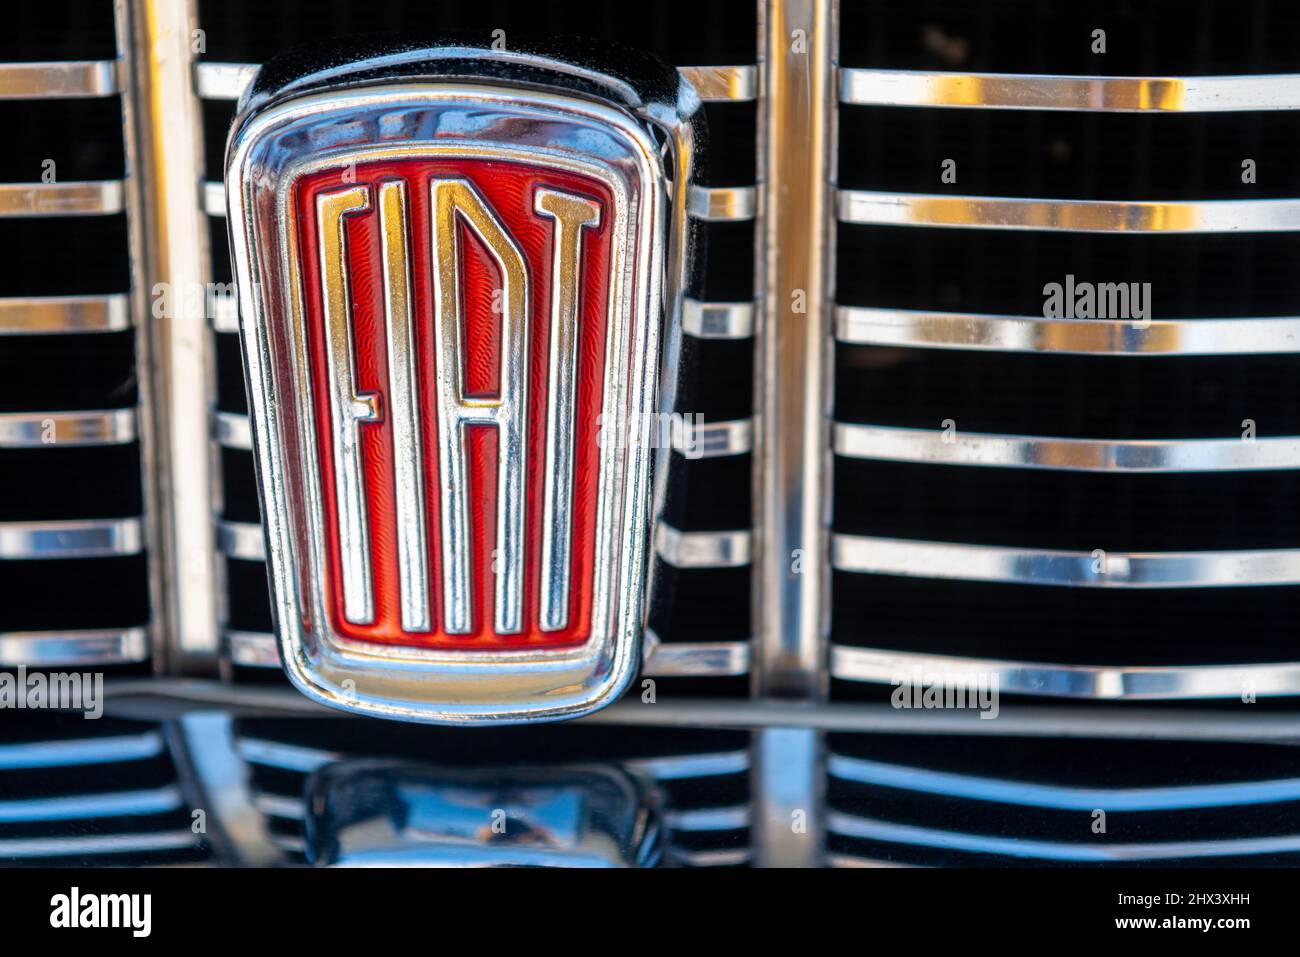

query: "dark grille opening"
(840, 0), (1300, 75)
(827, 732), (1300, 867)
(199, 0), (759, 693)
(1, 0), (117, 61)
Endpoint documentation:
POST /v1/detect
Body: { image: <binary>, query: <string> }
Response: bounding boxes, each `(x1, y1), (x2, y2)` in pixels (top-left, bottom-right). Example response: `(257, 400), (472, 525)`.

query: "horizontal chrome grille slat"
(625, 750), (750, 780)
(671, 847), (751, 866)
(835, 305), (1300, 356)
(202, 180), (224, 217)
(828, 754), (1300, 810)
(0, 832), (199, 860)
(827, 811), (1300, 862)
(0, 627), (149, 666)
(0, 786), (182, 823)
(837, 189), (1300, 234)
(0, 410), (136, 448)
(0, 294), (131, 335)
(216, 520), (264, 561)
(673, 418), (753, 457)
(0, 518), (143, 559)
(0, 60), (120, 99)
(829, 646), (1300, 700)
(0, 181), (125, 217)
(833, 423), (1300, 473)
(655, 524), (752, 568)
(840, 68), (1300, 113)
(832, 534), (1300, 588)
(686, 184), (757, 221)
(682, 297), (754, 338)
(0, 732), (164, 770)
(210, 291), (239, 332)
(195, 61), (759, 103)
(230, 627), (751, 678)
(212, 410), (251, 450)
(237, 738), (334, 773)
(664, 806), (751, 831)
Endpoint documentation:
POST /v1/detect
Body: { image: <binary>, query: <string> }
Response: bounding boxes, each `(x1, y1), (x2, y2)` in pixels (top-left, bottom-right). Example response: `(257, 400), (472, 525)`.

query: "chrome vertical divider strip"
(751, 0), (836, 868)
(129, 0), (220, 672)
(114, 0), (162, 669)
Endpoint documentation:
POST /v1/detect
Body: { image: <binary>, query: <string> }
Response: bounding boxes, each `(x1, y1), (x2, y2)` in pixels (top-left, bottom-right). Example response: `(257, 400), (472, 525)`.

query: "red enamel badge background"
(293, 159), (615, 650)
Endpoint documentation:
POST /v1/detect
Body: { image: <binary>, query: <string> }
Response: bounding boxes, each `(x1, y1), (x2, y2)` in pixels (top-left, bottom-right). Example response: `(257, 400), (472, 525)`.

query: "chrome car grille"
(5, 0), (1300, 868)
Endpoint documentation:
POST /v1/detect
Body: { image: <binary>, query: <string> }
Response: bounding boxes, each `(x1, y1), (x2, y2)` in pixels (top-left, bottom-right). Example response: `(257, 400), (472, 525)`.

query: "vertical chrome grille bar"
(751, 0), (836, 867)
(128, 0), (220, 671)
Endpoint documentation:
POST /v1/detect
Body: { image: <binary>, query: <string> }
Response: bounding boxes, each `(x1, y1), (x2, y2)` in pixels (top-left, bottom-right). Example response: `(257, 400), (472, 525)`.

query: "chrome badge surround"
(225, 46), (699, 724)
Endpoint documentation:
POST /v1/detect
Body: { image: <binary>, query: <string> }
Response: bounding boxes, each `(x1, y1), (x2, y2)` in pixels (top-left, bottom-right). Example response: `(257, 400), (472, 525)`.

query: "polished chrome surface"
(833, 534), (1300, 588)
(195, 61), (758, 103)
(0, 732), (164, 770)
(835, 305), (1300, 355)
(0, 787), (181, 823)
(0, 627), (149, 666)
(753, 727), (823, 867)
(430, 179), (530, 635)
(536, 188), (602, 632)
(304, 762), (662, 867)
(0, 518), (144, 559)
(0, 295), (131, 334)
(0, 181), (124, 216)
(131, 0), (220, 670)
(224, 629), (280, 667)
(0, 410), (136, 447)
(0, 60), (120, 98)
(830, 645), (1300, 700)
(839, 189), (1300, 233)
(834, 423), (1300, 473)
(686, 184), (758, 221)
(215, 520), (264, 561)
(225, 57), (686, 723)
(641, 631), (751, 676)
(681, 297), (754, 338)
(828, 812), (1300, 863)
(212, 410), (251, 449)
(841, 68), (1300, 112)
(829, 754), (1300, 811)
(655, 524), (753, 567)
(755, 0), (834, 701)
(673, 418), (754, 457)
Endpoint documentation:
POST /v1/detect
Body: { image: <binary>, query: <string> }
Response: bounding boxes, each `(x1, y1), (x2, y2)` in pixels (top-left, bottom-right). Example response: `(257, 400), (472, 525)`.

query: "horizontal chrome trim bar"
(625, 751), (750, 780)
(831, 645), (1300, 700)
(835, 305), (1300, 356)
(0, 786), (182, 823)
(828, 754), (1300, 811)
(840, 68), (1300, 112)
(838, 189), (1300, 233)
(0, 732), (163, 770)
(238, 738), (334, 773)
(0, 518), (143, 559)
(827, 812), (1300, 862)
(217, 520), (265, 562)
(197, 61), (759, 102)
(0, 294), (131, 335)
(253, 793), (303, 820)
(832, 534), (1300, 588)
(655, 524), (752, 568)
(231, 628), (752, 676)
(0, 409), (136, 448)
(672, 847), (751, 866)
(0, 627), (149, 667)
(0, 832), (197, 859)
(682, 297), (754, 338)
(0, 60), (119, 99)
(687, 184), (757, 221)
(212, 410), (251, 450)
(678, 64), (760, 101)
(0, 181), (124, 217)
(211, 290), (239, 332)
(833, 422), (1300, 473)
(674, 418), (754, 457)
(665, 806), (752, 831)
(642, 631), (751, 676)
(202, 180), (224, 217)
(224, 629), (279, 668)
